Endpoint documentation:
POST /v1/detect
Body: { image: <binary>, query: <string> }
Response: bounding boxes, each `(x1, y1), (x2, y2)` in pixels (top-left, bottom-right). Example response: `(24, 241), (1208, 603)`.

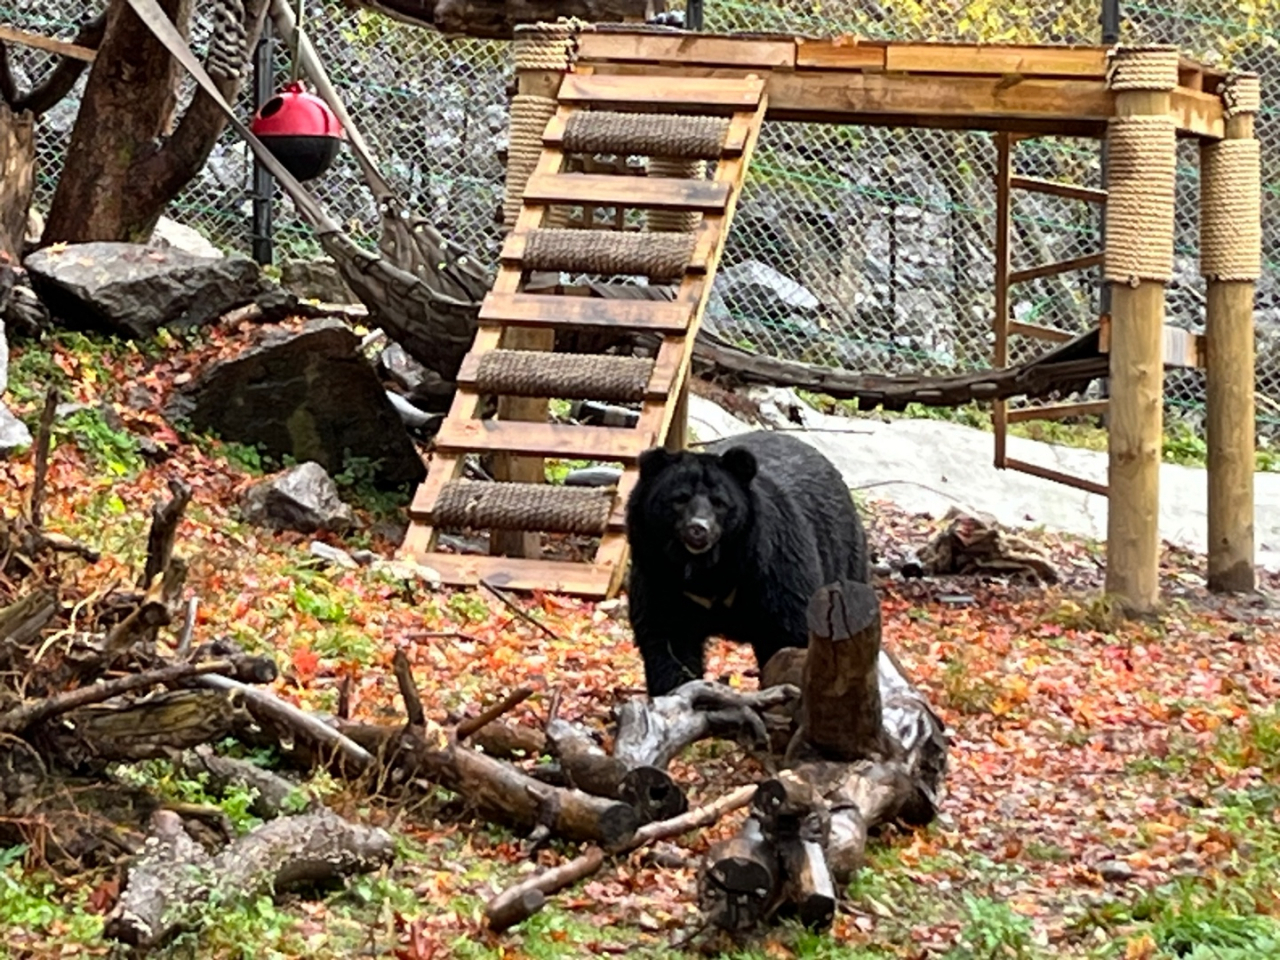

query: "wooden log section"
(792, 580), (888, 763)
(702, 581), (949, 932)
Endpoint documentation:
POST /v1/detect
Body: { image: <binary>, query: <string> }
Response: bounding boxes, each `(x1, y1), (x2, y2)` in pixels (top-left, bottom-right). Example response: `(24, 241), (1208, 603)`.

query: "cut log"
(776, 834), (836, 929)
(792, 580), (888, 763)
(701, 816), (777, 932)
(105, 808), (395, 949)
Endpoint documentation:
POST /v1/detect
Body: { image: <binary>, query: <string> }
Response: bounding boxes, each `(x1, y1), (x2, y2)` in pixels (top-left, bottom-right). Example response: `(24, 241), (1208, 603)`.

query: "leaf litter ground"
(3, 329), (1279, 960)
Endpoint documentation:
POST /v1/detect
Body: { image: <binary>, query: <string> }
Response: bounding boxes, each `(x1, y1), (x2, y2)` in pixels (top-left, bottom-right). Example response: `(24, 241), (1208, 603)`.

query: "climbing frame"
(402, 66), (769, 597)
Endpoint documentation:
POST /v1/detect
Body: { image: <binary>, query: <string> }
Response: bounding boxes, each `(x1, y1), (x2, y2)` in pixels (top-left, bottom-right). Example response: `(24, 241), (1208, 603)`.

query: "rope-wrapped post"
(1201, 72), (1262, 593)
(1102, 46), (1180, 613)
(492, 21), (586, 559)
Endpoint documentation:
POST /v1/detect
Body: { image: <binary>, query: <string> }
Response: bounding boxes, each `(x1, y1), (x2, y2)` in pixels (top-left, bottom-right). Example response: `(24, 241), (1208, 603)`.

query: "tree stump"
(0, 102), (35, 260)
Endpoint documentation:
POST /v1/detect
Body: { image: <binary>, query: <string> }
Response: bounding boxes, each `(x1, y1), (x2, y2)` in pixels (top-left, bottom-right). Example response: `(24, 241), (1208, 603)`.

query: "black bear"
(625, 430), (870, 696)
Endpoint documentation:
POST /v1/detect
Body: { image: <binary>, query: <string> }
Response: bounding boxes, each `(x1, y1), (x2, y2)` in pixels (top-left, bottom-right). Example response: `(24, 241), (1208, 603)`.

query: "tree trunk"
(355, 0), (656, 39)
(0, 101), (34, 260)
(42, 0), (268, 245)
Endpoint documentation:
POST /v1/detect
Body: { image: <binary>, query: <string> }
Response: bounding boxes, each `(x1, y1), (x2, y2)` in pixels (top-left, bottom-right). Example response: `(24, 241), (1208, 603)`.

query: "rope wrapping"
(434, 479), (613, 535)
(1200, 138), (1262, 282)
(504, 94), (567, 230)
(562, 111), (730, 160)
(522, 227), (695, 280)
(1220, 73), (1262, 119)
(475, 350), (654, 402)
(647, 159), (706, 233)
(512, 18), (593, 71)
(1107, 45), (1180, 92)
(1104, 115), (1178, 286)
(207, 0), (246, 81)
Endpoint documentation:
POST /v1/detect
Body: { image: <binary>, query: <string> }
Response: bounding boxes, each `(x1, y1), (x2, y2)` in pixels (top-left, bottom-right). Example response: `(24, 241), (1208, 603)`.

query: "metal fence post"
(686, 0), (705, 31)
(251, 19), (275, 266)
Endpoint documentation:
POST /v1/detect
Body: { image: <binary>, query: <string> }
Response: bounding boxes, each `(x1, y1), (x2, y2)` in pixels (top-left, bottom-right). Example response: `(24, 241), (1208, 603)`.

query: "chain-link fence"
(11, 0), (1280, 440)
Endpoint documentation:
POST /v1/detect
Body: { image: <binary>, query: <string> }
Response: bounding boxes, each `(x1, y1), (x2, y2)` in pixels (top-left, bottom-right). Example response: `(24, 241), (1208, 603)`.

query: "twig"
(29, 388), (58, 530)
(486, 846), (606, 931)
(175, 596), (198, 659)
(456, 687), (534, 741)
(337, 673), (352, 720)
(140, 478), (193, 590)
(484, 784), (758, 930)
(196, 674), (374, 773)
(480, 579), (564, 642)
(0, 659), (238, 735)
(392, 647), (425, 727)
(545, 686), (563, 728)
(402, 630), (479, 643)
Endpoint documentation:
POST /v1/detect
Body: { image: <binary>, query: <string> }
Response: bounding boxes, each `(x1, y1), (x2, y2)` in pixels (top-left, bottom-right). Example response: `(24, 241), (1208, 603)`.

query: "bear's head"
(633, 445), (757, 560)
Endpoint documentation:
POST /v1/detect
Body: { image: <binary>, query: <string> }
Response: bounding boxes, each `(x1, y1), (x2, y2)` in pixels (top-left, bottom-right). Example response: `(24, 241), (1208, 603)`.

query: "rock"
(705, 258), (825, 342)
(0, 317), (29, 456)
(24, 241), (268, 338)
(280, 258), (355, 304)
(166, 318), (426, 488)
(386, 390), (443, 437)
(377, 341), (455, 412)
(369, 558), (442, 587)
(1, 267), (48, 338)
(309, 540), (359, 569)
(1094, 859), (1135, 883)
(241, 462), (357, 535)
(149, 217), (224, 259)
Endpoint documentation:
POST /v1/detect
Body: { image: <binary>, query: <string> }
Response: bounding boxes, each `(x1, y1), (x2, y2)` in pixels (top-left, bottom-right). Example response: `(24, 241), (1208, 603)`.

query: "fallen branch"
(0, 658), (239, 735)
(105, 808), (395, 949)
(480, 579), (564, 642)
(484, 783), (759, 930)
(29, 389), (58, 531)
(196, 674), (375, 773)
(139, 479), (192, 591)
(392, 647), (425, 727)
(456, 686), (534, 741)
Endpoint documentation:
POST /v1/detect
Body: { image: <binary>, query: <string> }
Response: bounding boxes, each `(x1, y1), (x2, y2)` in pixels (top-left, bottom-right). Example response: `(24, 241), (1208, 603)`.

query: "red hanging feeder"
(251, 81), (344, 182)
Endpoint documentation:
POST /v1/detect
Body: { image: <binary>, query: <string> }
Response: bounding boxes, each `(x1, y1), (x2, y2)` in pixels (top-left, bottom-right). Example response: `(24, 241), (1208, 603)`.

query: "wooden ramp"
(402, 72), (769, 598)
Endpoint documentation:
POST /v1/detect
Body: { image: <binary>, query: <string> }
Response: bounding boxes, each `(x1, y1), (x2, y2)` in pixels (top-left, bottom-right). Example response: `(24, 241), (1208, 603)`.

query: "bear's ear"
(639, 447), (676, 481)
(718, 447), (757, 487)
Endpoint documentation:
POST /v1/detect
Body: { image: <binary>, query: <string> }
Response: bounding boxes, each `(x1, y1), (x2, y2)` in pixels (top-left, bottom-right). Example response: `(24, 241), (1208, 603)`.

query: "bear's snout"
(681, 516), (715, 553)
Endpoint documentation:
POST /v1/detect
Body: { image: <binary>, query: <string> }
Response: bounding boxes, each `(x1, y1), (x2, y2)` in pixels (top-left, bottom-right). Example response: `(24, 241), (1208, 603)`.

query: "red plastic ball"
(251, 81), (344, 139)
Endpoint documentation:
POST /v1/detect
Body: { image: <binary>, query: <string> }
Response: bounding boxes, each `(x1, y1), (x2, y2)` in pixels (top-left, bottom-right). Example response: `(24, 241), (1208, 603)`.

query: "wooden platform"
(573, 29), (1227, 139)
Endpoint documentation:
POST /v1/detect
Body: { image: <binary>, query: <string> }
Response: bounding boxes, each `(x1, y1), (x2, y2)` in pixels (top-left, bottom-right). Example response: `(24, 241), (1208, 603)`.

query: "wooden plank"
(1004, 457), (1109, 497)
(795, 37), (887, 71)
(557, 73), (765, 113)
(884, 43), (1109, 78)
(435, 418), (655, 463)
(588, 65), (1114, 135)
(523, 173), (731, 212)
(409, 552), (617, 597)
(575, 32), (794, 69)
(479, 293), (691, 332)
(1097, 318), (1205, 369)
(0, 25), (96, 61)
(1171, 88), (1224, 140)
(647, 337), (687, 399)
(1010, 175), (1106, 204)
(1005, 400), (1110, 423)
(1008, 320), (1076, 343)
(1009, 252), (1104, 285)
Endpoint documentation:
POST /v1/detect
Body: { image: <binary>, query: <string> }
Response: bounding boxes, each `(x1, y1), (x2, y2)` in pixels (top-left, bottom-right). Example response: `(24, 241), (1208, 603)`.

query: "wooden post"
(491, 32), (567, 558)
(1102, 48), (1180, 613)
(992, 132), (1013, 469)
(1201, 74), (1261, 593)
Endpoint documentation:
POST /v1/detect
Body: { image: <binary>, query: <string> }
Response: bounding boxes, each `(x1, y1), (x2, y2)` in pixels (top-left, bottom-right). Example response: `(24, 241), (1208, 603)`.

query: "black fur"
(625, 430), (870, 696)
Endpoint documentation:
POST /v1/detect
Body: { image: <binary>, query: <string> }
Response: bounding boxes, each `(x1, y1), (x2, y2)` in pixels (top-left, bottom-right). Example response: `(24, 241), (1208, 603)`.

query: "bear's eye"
(710, 495), (730, 510)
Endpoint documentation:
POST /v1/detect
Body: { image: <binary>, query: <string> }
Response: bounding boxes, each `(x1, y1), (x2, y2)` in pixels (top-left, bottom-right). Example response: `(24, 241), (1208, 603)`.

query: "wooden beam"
(0, 24), (96, 61)
(1010, 175), (1107, 205)
(1007, 320), (1075, 344)
(575, 31), (796, 69)
(882, 43), (1110, 78)
(993, 132), (1013, 470)
(1171, 89), (1225, 140)
(1096, 317), (1206, 370)
(410, 553), (618, 597)
(1004, 456), (1109, 497)
(1008, 252), (1105, 286)
(1005, 400), (1109, 423)
(578, 64), (1115, 136)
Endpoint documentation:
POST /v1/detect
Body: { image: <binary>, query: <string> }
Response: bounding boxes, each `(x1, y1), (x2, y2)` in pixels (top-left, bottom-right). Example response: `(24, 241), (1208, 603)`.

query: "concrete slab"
(687, 392), (1280, 573)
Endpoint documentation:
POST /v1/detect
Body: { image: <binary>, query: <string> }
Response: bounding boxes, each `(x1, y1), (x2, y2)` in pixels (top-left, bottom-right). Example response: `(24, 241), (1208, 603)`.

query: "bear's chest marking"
(683, 588), (738, 610)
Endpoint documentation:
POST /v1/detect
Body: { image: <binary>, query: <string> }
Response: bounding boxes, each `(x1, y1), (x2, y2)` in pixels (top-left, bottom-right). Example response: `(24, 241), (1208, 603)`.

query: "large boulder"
(241, 462), (357, 535)
(0, 316), (31, 456)
(280, 258), (355, 304)
(165, 318), (425, 488)
(24, 242), (268, 338)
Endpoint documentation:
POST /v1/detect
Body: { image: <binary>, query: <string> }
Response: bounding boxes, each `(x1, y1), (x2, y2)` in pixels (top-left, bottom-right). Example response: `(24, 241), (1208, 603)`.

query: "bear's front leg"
(636, 629), (706, 697)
